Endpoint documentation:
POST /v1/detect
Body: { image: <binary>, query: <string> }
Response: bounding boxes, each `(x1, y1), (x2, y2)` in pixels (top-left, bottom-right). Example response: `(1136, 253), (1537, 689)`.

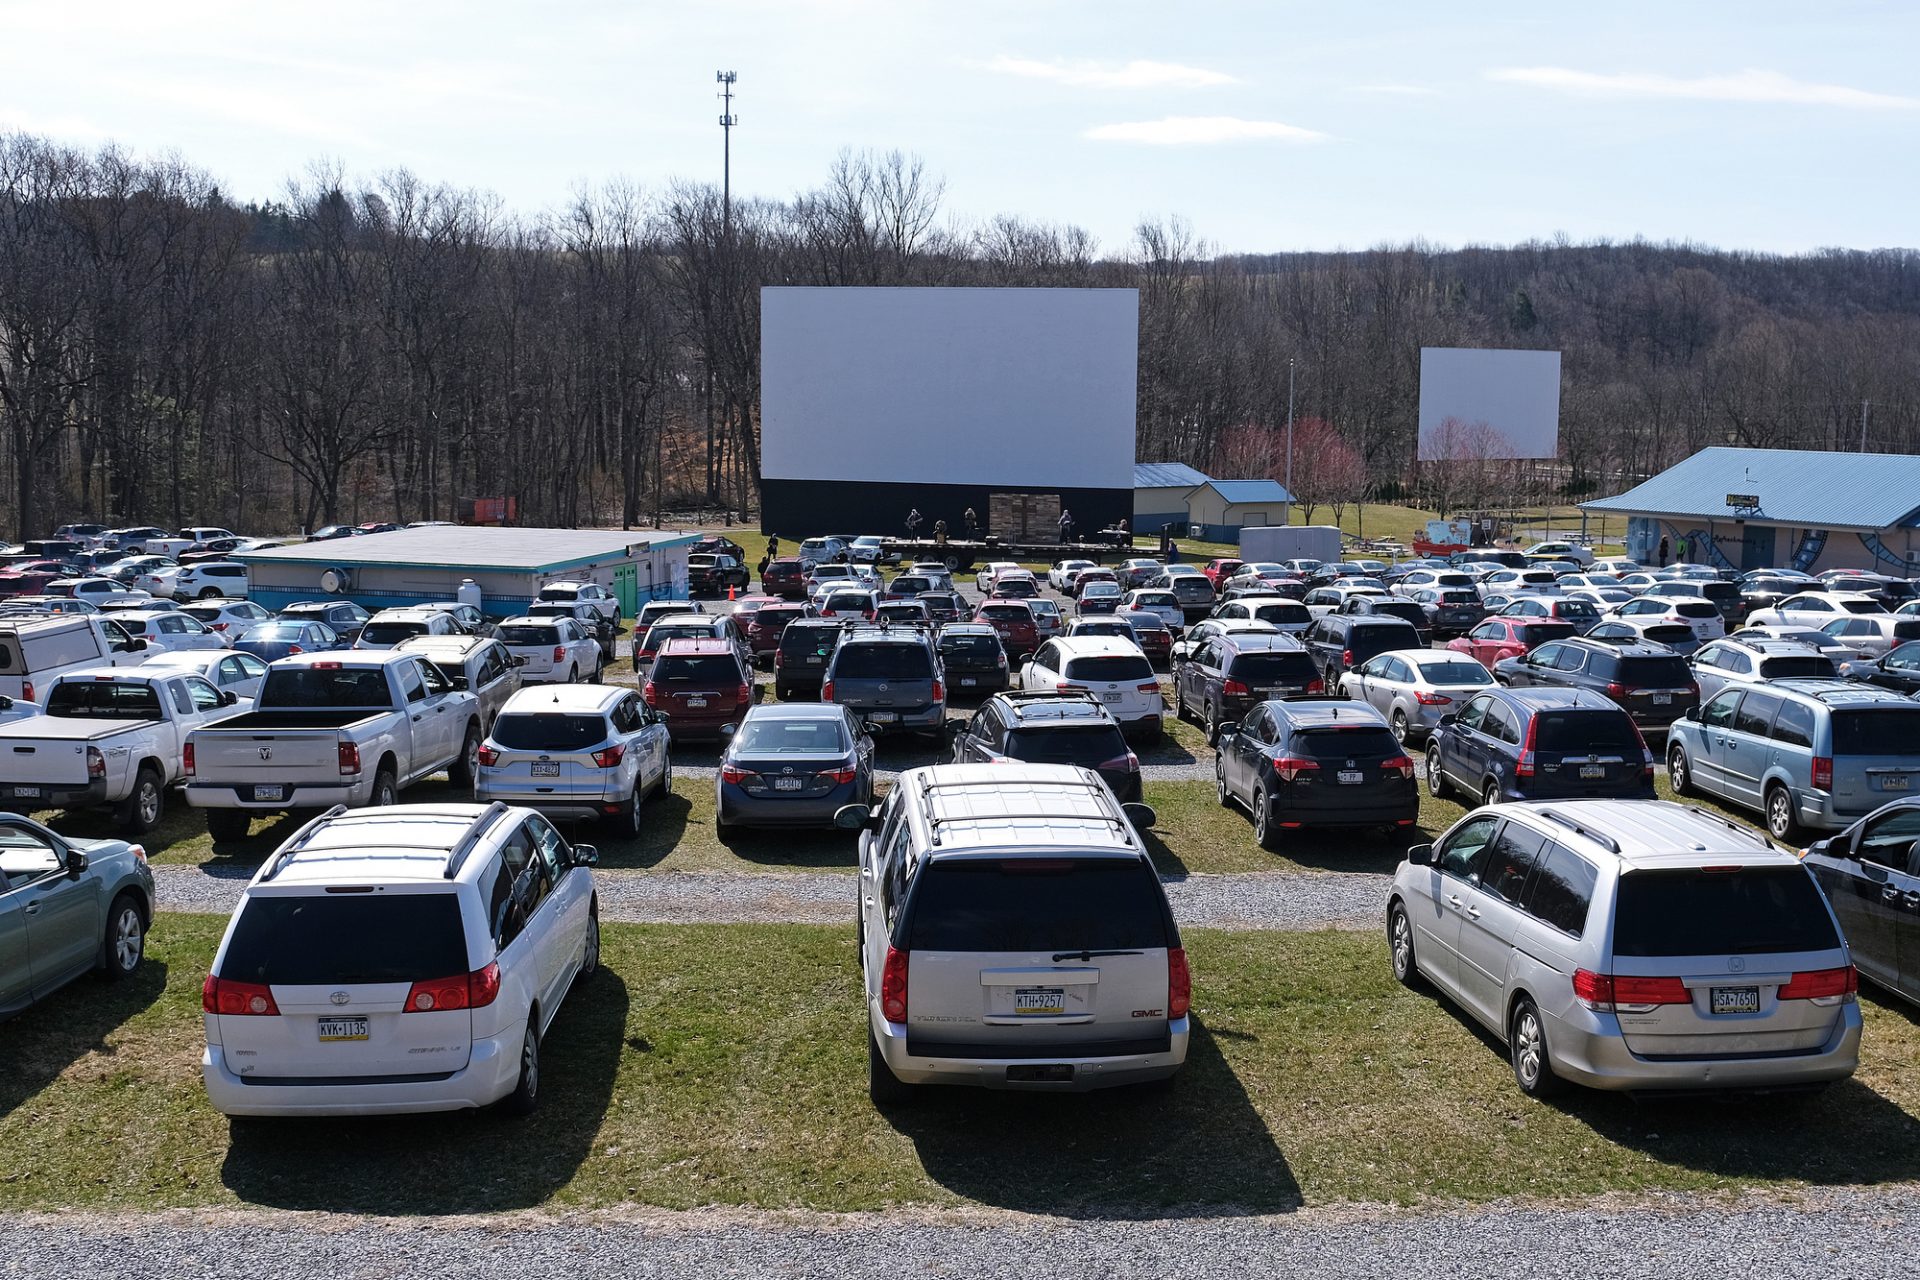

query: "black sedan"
(714, 703), (875, 835)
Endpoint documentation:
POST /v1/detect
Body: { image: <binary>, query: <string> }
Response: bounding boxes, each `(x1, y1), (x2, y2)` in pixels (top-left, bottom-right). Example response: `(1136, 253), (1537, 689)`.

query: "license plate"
(251, 784), (286, 802)
(1710, 986), (1759, 1015)
(531, 762), (560, 778)
(1579, 765), (1605, 780)
(686, 697), (707, 708)
(10, 785), (39, 799)
(805, 656), (822, 664)
(1652, 692), (1672, 705)
(1879, 775), (1912, 791)
(317, 1016), (369, 1041)
(870, 711), (897, 723)
(1014, 987), (1065, 1015)
(774, 776), (804, 791)
(959, 677), (976, 686)
(1337, 770), (1364, 784)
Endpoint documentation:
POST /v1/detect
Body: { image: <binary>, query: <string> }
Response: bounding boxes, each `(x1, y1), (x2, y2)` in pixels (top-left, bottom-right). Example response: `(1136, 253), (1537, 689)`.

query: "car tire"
(1482, 779), (1502, 808)
(449, 724), (481, 789)
(115, 764), (164, 835)
(371, 767), (398, 808)
(1766, 783), (1801, 842)
(99, 892), (145, 980)
(868, 1026), (912, 1107)
(1387, 901), (1425, 992)
(1509, 997), (1567, 1099)
(613, 792), (643, 838)
(1667, 745), (1694, 797)
(1425, 746), (1451, 799)
(206, 808), (251, 842)
(198, 587), (221, 599)
(714, 812), (732, 843)
(1215, 757), (1233, 808)
(567, 665), (579, 684)
(1204, 702), (1221, 747)
(654, 762), (673, 800)
(500, 1021), (541, 1116)
(1390, 709), (1410, 743)
(578, 903), (601, 981)
(1252, 786), (1278, 851)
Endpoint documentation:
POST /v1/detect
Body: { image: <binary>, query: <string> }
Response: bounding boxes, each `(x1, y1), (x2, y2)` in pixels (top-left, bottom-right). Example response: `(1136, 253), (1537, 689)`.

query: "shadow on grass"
(882, 1022), (1299, 1218)
(220, 968), (630, 1214)
(0, 958), (169, 1116)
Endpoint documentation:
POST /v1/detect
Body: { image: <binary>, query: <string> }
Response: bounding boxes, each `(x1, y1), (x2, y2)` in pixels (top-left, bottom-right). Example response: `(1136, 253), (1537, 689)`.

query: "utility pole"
(1862, 399), (1871, 453)
(1285, 358), (1296, 505)
(717, 71), (737, 240)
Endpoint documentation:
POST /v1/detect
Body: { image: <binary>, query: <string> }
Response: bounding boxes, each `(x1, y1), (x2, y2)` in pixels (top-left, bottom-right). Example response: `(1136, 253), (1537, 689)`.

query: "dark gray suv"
(824, 624), (947, 737)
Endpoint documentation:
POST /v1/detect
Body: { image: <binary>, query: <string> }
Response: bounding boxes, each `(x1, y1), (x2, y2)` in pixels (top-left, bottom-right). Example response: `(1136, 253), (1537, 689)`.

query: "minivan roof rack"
(445, 801), (512, 878)
(1538, 808), (1622, 854)
(258, 804), (352, 880)
(1682, 805), (1775, 849)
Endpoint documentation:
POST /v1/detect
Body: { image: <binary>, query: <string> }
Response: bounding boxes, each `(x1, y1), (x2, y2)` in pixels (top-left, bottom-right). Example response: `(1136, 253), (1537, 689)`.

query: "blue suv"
(1424, 686), (1654, 809)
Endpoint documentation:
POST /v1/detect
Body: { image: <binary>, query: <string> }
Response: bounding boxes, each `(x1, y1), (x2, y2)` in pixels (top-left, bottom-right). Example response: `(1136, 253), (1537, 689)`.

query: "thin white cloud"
(0, 106), (111, 140)
(1352, 83), (1437, 96)
(1084, 116), (1326, 145)
(986, 56), (1235, 90)
(1488, 67), (1920, 111)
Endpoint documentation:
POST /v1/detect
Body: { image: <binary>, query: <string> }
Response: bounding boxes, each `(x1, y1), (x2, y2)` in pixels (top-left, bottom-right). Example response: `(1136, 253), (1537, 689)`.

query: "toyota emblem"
(1728, 956), (1746, 973)
(329, 991), (351, 1006)
(258, 747), (273, 761)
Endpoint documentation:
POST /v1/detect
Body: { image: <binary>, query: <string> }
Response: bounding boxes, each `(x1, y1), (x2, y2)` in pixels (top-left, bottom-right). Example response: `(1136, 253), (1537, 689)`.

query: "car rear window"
(1700, 582), (1739, 602)
(939, 634), (1002, 657)
(535, 587), (578, 602)
(980, 605), (1031, 621)
(180, 606), (226, 623)
(1135, 593), (1178, 609)
(1349, 622), (1422, 660)
(655, 655), (742, 685)
(1842, 599), (1886, 615)
(499, 624), (561, 646)
(1645, 625), (1694, 645)
(360, 622), (430, 644)
(754, 606), (805, 627)
(1251, 603), (1311, 625)
(221, 893), (469, 985)
(46, 681), (163, 719)
(1291, 725), (1400, 759)
(1831, 709), (1920, 756)
(906, 859), (1168, 953)
(260, 668), (390, 707)
(1675, 602), (1718, 618)
(1418, 660), (1493, 685)
(492, 713), (609, 751)
(1615, 656), (1694, 686)
(1005, 724), (1128, 766)
(1435, 590), (1479, 606)
(891, 577), (932, 594)
(1064, 655), (1154, 682)
(1756, 654), (1836, 680)
(1517, 622), (1576, 644)
(1370, 601), (1427, 625)
(1531, 710), (1641, 754)
(1612, 867), (1839, 956)
(833, 644), (933, 679)
(780, 626), (840, 658)
(1895, 621), (1920, 642)
(1229, 651), (1318, 683)
(736, 716), (849, 752)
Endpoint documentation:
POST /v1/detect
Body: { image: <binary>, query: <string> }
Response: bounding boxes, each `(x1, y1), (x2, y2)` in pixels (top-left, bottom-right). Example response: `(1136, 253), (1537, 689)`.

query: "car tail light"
(1271, 755), (1320, 783)
(128, 843), (147, 864)
(1137, 682), (1160, 694)
(1812, 755), (1833, 791)
(1342, 649), (1353, 666)
(403, 962), (501, 1013)
(312, 661), (341, 669)
(1414, 691), (1451, 706)
(1099, 752), (1141, 774)
(1221, 678), (1250, 697)
(997, 651), (1008, 668)
(1516, 711), (1539, 778)
(642, 682), (658, 707)
(202, 974), (279, 1016)
(720, 763), (754, 784)
(183, 741), (195, 776)
(86, 745), (105, 778)
(1572, 969), (1691, 1013)
(880, 945), (910, 1022)
(338, 740), (360, 776)
(552, 646), (566, 662)
(477, 744), (500, 766)
(821, 679), (835, 701)
(591, 743), (625, 768)
(1305, 678), (1324, 693)
(287, 644), (303, 655)
(824, 765), (858, 784)
(1605, 682), (1628, 698)
(1778, 965), (1857, 1005)
(1167, 947), (1191, 1020)
(774, 651), (784, 668)
(1383, 754), (1414, 778)
(1055, 682), (1084, 693)
(931, 678), (943, 702)
(20, 681), (30, 703)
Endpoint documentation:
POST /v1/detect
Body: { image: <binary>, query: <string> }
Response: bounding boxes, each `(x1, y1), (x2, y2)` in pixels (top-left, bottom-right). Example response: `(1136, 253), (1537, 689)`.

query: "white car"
(172, 562), (251, 601)
(975, 561), (1025, 594)
(355, 607), (465, 649)
(1120, 589), (1184, 633)
(112, 556), (180, 597)
(1478, 568), (1561, 600)
(1393, 569), (1477, 594)
(1745, 591), (1888, 632)
(1556, 573), (1624, 591)
(200, 802), (600, 1117)
(47, 577), (152, 607)
(1522, 541), (1593, 566)
(1048, 559), (1098, 592)
(847, 535), (898, 566)
(1016, 636), (1164, 739)
(112, 609), (225, 653)
(1207, 594), (1313, 636)
(143, 649), (270, 704)
(178, 598), (274, 640)
(1590, 557), (1642, 576)
(796, 536), (849, 567)
(534, 580), (620, 625)
(1819, 614), (1920, 660)
(818, 589), (878, 622)
(494, 615), (605, 684)
(1607, 595), (1726, 642)
(1736, 624), (1861, 667)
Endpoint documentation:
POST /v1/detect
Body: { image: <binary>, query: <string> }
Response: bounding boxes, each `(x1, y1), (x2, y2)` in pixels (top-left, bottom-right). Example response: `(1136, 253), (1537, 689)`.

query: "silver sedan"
(1338, 649), (1497, 743)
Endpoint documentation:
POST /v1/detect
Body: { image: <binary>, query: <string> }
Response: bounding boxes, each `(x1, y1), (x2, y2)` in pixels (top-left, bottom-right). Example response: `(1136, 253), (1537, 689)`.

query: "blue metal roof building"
(1582, 447), (1920, 574)
(1183, 478), (1296, 543)
(1133, 461), (1212, 533)
(1133, 462), (1211, 490)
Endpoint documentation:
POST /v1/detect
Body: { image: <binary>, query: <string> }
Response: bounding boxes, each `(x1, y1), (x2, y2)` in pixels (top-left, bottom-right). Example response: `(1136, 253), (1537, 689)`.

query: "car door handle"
(1884, 885), (1903, 902)
(22, 902), (38, 916)
(412, 714), (424, 722)
(1445, 894), (1463, 909)
(1465, 905), (1482, 919)
(1905, 891), (1920, 909)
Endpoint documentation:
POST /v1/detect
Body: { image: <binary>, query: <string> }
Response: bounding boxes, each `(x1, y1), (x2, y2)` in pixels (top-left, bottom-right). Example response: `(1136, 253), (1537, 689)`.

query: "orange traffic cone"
(728, 583), (737, 600)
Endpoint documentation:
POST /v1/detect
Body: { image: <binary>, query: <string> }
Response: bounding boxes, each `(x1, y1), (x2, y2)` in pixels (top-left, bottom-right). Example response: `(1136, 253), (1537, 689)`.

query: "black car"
(1174, 633), (1321, 743)
(715, 702), (875, 833)
(1338, 594), (1433, 646)
(1850, 640), (1920, 696)
(1493, 637), (1700, 733)
(1215, 699), (1418, 848)
(1804, 798), (1920, 1005)
(1741, 575), (1823, 616)
(772, 617), (846, 700)
(917, 590), (966, 625)
(688, 554), (752, 597)
(1302, 615), (1425, 687)
(1403, 586), (1486, 638)
(950, 690), (1141, 802)
(934, 622), (1009, 697)
(278, 599), (372, 645)
(1425, 686), (1655, 809)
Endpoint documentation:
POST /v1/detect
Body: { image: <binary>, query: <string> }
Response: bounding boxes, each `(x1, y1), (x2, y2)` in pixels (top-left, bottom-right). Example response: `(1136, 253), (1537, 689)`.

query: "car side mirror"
(718, 723), (737, 739)
(1122, 801), (1157, 829)
(1216, 721), (1239, 739)
(65, 849), (88, 875)
(1438, 713), (1457, 727)
(1682, 706), (1700, 721)
(132, 638), (148, 651)
(572, 843), (600, 867)
(219, 690), (238, 706)
(1405, 842), (1434, 867)
(833, 803), (878, 831)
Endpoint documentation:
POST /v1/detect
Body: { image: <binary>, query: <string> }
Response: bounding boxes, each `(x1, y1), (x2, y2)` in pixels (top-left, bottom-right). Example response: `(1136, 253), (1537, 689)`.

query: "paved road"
(3, 1187), (1915, 1278)
(149, 864), (1390, 932)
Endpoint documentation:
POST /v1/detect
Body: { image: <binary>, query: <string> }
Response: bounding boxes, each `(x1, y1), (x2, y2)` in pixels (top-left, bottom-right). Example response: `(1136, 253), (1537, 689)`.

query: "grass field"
(6, 919), (1918, 1216)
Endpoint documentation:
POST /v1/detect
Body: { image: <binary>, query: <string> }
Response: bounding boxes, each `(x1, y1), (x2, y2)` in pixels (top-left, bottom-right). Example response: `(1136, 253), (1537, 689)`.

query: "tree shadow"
(219, 968), (630, 1214)
(881, 1021), (1299, 1218)
(0, 958), (169, 1117)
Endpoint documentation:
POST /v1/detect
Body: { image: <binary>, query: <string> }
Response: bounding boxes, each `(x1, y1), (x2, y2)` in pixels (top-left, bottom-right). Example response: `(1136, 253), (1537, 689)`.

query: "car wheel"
(714, 812), (732, 843)
(1388, 901), (1425, 991)
(1390, 709), (1410, 744)
(371, 767), (398, 807)
(198, 587), (221, 599)
(615, 791), (643, 837)
(1667, 745), (1694, 796)
(1766, 783), (1801, 842)
(1252, 787), (1278, 850)
(1425, 746), (1450, 799)
(1482, 779), (1502, 808)
(501, 1021), (541, 1116)
(578, 903), (601, 980)
(206, 808), (251, 842)
(115, 764), (164, 834)
(1510, 997), (1566, 1099)
(450, 724), (481, 789)
(567, 664), (579, 684)
(1204, 702), (1221, 747)
(1215, 756), (1233, 808)
(868, 1026), (912, 1107)
(99, 892), (145, 980)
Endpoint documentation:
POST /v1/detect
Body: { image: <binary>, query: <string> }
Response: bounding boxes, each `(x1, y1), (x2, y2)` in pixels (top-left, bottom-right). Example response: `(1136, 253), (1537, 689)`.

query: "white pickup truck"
(0, 666), (244, 833)
(184, 650), (482, 840)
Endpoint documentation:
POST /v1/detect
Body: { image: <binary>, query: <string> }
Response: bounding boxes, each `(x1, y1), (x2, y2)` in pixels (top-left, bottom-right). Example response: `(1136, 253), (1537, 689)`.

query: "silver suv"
(1688, 634), (1836, 704)
(846, 763), (1185, 1102)
(1388, 800), (1860, 1096)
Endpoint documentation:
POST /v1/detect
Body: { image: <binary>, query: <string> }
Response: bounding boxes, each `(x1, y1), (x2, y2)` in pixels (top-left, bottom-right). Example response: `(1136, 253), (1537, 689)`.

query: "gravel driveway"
(4, 1187), (1916, 1278)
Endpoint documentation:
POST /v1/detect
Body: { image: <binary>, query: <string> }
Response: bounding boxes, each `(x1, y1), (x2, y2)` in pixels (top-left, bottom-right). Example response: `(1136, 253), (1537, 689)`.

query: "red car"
(643, 638), (758, 740)
(1071, 569), (1119, 597)
(1446, 617), (1577, 667)
(1203, 558), (1244, 587)
(1116, 609), (1173, 667)
(743, 602), (807, 667)
(974, 601), (1040, 661)
(0, 560), (76, 597)
(761, 556), (807, 599)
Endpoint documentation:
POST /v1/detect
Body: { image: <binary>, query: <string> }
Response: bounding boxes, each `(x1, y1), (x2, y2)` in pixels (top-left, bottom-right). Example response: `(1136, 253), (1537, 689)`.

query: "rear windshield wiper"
(1051, 949), (1145, 963)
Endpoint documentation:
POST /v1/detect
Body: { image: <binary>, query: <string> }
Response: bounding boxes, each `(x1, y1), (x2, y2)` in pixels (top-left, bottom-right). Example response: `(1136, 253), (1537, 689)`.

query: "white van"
(0, 614), (151, 702)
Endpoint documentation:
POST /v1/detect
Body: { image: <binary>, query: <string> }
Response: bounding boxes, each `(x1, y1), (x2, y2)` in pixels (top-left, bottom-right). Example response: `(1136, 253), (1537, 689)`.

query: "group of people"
(903, 506), (1126, 546)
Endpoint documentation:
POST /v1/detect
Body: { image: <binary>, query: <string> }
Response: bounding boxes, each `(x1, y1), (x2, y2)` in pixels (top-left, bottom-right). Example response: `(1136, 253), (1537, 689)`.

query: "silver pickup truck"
(184, 651), (482, 840)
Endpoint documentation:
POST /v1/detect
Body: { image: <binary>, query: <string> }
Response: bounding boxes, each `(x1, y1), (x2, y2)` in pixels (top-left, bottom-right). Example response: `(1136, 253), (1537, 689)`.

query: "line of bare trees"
(3, 129), (1917, 538)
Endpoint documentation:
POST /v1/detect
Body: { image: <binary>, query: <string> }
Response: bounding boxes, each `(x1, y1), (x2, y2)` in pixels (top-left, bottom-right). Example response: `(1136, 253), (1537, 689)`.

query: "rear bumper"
(844, 704), (945, 734)
(1543, 1003), (1861, 1092)
(186, 779), (373, 810)
(876, 1014), (1189, 1091)
(0, 779), (107, 809)
(202, 1032), (521, 1116)
(474, 780), (625, 823)
(1270, 789), (1419, 828)
(1119, 712), (1163, 740)
(1504, 778), (1656, 803)
(717, 778), (863, 827)
(945, 669), (1008, 694)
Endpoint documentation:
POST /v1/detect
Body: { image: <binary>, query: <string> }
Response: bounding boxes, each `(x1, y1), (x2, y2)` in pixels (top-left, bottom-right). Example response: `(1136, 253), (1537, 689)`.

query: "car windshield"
(1063, 654), (1153, 682)
(907, 859), (1168, 952)
(1415, 660), (1493, 685)
(833, 644), (932, 679)
(1531, 711), (1642, 754)
(492, 713), (608, 751)
(46, 681), (163, 720)
(1831, 709), (1920, 756)
(221, 894), (468, 985)
(1612, 868), (1838, 956)
(499, 624), (562, 646)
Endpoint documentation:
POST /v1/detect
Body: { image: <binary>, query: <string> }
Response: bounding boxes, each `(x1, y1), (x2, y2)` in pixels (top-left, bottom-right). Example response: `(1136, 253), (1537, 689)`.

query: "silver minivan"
(1388, 800), (1860, 1096)
(1667, 678), (1920, 840)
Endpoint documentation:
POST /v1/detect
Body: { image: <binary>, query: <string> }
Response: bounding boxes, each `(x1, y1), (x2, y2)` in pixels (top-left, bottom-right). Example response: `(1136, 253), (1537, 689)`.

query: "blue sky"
(3, 0), (1915, 255)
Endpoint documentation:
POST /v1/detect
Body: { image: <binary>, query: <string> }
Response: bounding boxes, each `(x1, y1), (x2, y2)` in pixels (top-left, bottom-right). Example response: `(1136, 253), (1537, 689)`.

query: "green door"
(613, 564), (638, 619)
